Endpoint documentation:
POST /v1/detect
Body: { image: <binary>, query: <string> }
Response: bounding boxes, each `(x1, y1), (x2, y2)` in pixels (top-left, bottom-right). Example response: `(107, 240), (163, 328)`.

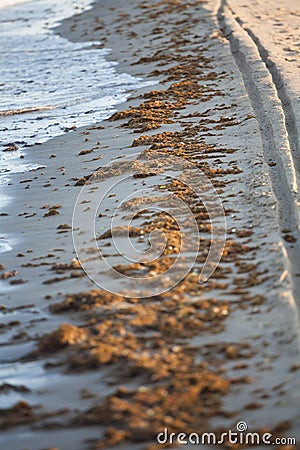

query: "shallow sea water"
(0, 0), (153, 253)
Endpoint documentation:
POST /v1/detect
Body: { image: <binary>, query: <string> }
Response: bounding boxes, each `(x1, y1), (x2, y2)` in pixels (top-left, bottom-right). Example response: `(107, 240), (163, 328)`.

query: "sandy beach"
(1, 0), (300, 449)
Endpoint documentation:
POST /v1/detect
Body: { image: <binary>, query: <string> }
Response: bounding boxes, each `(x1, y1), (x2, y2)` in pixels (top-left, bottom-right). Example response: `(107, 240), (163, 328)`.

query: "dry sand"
(0, 0), (300, 449)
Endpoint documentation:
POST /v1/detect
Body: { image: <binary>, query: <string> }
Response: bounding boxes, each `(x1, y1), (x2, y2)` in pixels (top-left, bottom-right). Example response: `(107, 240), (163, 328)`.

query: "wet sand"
(1, 0), (300, 449)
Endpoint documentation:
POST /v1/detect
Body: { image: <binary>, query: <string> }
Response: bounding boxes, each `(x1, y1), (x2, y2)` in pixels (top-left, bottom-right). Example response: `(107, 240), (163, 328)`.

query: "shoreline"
(0, 1), (300, 449)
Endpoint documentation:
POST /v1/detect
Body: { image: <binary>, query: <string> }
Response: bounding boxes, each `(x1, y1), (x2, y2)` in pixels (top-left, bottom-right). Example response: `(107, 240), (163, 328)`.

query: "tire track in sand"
(217, 0), (300, 315)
